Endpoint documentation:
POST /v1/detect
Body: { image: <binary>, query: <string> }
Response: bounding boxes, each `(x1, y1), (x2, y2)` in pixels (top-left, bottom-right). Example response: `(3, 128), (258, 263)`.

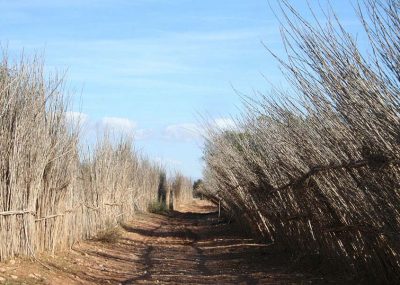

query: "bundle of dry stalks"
(0, 55), (79, 259)
(202, 0), (400, 282)
(77, 133), (162, 239)
(169, 173), (193, 209)
(0, 55), (166, 261)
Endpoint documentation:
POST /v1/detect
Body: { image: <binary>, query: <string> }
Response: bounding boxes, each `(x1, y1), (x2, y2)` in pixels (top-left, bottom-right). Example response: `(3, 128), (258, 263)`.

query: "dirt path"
(0, 200), (337, 284)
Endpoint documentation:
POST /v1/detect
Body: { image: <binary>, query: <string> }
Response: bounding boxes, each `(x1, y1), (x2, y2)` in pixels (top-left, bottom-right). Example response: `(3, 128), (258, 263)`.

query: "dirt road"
(0, 200), (337, 284)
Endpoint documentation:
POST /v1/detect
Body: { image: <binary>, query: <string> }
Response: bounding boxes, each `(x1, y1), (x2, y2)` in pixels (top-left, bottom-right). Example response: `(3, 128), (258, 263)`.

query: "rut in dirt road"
(17, 200), (340, 284)
(68, 200), (332, 285)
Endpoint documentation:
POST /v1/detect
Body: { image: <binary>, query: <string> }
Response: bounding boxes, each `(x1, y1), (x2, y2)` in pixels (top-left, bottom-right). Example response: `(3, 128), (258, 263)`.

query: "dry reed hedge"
(202, 0), (400, 283)
(169, 173), (193, 209)
(0, 55), (167, 261)
(0, 56), (79, 259)
(156, 172), (193, 211)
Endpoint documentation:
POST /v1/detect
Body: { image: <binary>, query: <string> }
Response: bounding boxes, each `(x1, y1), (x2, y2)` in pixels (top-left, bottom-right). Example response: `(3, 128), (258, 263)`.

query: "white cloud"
(162, 118), (237, 142)
(214, 117), (237, 130)
(116, 60), (189, 76)
(101, 117), (137, 133)
(174, 28), (266, 42)
(154, 157), (183, 167)
(163, 123), (203, 141)
(134, 129), (153, 140)
(65, 111), (88, 125)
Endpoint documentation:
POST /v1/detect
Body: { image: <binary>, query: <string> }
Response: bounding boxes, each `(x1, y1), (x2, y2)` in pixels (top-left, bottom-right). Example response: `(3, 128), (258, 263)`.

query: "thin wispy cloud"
(214, 118), (237, 130)
(162, 117), (237, 142)
(1, 0), (358, 178)
(171, 28), (272, 42)
(134, 129), (153, 140)
(65, 111), (89, 125)
(163, 123), (203, 142)
(65, 113), (154, 142)
(154, 157), (183, 167)
(0, 0), (120, 9)
(101, 117), (137, 133)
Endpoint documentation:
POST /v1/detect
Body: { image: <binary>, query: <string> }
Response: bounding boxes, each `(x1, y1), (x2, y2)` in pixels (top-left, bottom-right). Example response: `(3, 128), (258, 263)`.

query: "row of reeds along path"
(201, 1), (400, 283)
(0, 55), (192, 261)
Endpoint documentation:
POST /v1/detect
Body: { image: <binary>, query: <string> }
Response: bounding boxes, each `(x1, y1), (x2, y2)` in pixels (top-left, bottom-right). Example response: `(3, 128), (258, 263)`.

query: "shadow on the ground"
(168, 210), (218, 220)
(40, 201), (340, 285)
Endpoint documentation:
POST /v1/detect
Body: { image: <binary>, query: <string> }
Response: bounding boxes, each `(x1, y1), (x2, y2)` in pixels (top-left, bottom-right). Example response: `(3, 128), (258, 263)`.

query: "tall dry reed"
(202, 0), (400, 282)
(169, 173), (193, 210)
(0, 54), (168, 261)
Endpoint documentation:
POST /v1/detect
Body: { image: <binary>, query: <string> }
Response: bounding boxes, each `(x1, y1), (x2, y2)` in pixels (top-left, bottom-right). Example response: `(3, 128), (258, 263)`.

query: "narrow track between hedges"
(0, 200), (341, 284)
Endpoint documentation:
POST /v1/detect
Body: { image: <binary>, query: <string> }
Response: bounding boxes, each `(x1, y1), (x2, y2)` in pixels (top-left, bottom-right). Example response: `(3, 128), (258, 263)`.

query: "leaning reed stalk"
(202, 1), (400, 283)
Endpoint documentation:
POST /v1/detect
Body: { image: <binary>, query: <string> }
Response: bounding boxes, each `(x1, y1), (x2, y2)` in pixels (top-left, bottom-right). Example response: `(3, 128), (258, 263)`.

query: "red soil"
(0, 200), (340, 284)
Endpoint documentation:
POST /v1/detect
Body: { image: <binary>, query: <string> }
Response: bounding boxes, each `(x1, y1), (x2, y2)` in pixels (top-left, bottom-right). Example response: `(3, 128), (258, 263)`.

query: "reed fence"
(202, 1), (400, 283)
(0, 55), (164, 261)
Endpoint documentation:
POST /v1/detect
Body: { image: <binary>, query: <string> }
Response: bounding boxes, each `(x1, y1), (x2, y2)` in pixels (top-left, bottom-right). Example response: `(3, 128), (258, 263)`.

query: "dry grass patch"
(94, 223), (122, 244)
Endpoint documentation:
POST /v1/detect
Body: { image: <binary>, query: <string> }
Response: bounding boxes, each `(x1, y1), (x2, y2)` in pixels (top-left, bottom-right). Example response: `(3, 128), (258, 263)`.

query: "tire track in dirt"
(1, 200), (341, 284)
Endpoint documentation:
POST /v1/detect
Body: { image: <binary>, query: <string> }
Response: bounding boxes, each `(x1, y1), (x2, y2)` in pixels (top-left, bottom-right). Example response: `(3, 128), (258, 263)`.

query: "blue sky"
(0, 0), (364, 179)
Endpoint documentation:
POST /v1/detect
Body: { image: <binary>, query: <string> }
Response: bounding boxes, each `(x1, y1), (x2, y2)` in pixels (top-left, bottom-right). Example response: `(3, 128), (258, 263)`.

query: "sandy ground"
(0, 200), (340, 284)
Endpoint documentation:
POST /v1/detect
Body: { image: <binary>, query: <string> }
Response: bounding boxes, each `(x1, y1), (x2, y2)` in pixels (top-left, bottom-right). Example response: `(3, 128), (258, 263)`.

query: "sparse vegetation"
(202, 0), (400, 283)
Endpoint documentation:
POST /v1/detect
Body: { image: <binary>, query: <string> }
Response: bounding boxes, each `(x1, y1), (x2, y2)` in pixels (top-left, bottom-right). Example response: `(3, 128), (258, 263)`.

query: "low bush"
(95, 224), (122, 244)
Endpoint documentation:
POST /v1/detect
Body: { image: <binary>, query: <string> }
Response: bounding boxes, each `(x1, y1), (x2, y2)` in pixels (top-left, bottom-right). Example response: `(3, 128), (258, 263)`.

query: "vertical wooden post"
(218, 199), (221, 218)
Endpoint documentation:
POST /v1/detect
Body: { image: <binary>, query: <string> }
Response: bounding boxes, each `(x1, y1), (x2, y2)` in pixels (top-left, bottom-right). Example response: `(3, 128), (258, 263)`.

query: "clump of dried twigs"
(202, 0), (400, 283)
(95, 221), (122, 244)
